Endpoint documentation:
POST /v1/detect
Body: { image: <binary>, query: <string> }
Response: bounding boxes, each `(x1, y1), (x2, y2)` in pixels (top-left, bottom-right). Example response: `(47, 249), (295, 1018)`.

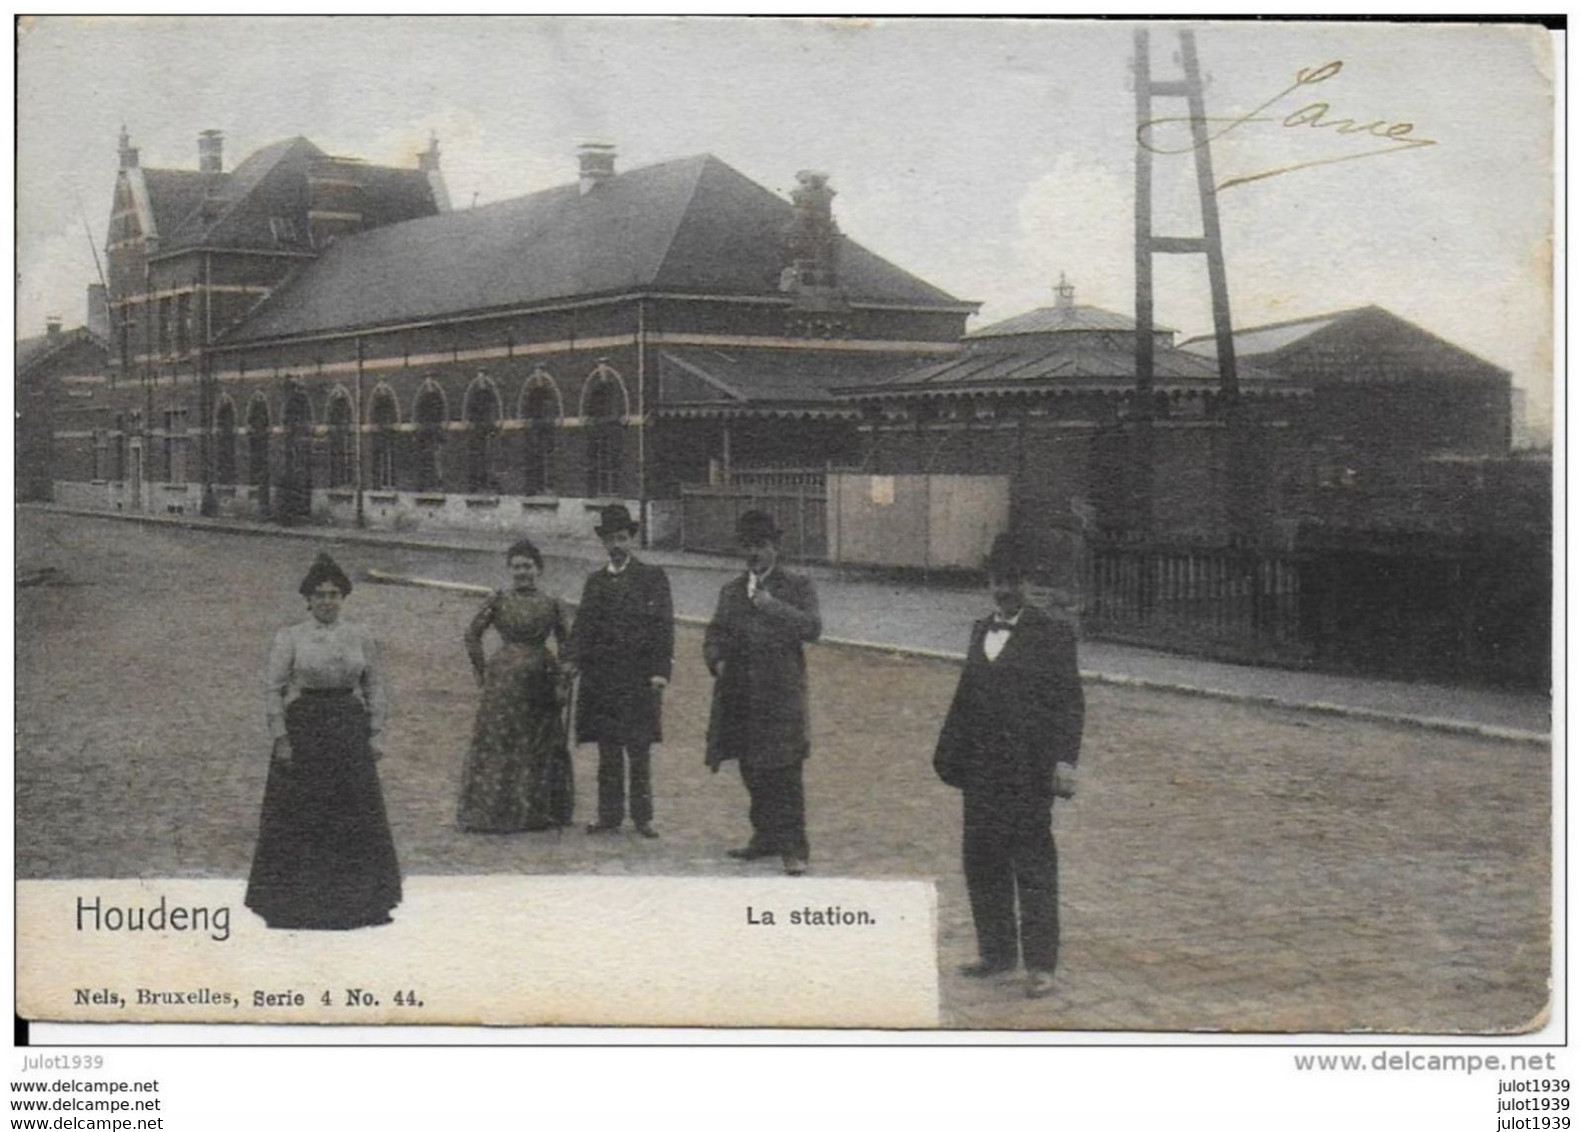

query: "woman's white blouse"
(264, 618), (388, 739)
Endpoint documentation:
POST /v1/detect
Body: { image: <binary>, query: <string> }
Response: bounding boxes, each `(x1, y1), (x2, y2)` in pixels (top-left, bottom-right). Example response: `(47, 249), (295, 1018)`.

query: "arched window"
(368, 387), (398, 490)
(463, 380), (503, 493)
(326, 391), (354, 488)
(247, 396), (271, 508)
(281, 385), (314, 522)
(214, 399), (237, 484)
(414, 383), (447, 492)
(521, 380), (558, 496)
(584, 372), (623, 498)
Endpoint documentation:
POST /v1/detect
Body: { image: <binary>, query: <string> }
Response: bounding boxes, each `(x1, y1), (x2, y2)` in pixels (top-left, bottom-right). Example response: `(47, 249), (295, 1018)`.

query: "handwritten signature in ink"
(1138, 61), (1437, 192)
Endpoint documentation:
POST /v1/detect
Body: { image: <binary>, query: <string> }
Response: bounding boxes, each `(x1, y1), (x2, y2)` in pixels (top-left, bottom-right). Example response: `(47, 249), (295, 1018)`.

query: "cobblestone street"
(16, 510), (1551, 1032)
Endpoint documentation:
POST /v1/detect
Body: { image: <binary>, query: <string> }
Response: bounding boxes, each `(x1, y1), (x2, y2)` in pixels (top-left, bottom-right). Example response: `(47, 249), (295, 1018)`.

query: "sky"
(15, 16), (1557, 439)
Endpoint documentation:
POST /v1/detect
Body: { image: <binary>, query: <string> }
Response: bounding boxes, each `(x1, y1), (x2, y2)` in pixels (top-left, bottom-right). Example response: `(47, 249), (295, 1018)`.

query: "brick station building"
(836, 276), (1313, 568)
(16, 304), (110, 504)
(58, 129), (973, 541)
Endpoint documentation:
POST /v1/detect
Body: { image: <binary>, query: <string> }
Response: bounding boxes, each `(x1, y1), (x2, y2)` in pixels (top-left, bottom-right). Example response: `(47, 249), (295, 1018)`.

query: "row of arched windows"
(208, 367), (629, 498)
(211, 366), (630, 432)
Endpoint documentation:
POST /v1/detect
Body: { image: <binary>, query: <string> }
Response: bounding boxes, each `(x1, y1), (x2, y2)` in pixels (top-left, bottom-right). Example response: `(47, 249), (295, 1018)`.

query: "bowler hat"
(298, 551), (353, 597)
(594, 503), (639, 537)
(736, 509), (782, 546)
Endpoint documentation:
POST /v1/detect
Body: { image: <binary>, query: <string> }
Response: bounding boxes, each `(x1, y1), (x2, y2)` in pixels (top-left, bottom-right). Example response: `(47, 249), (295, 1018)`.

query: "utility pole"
(1133, 27), (1238, 399)
(1132, 26), (1245, 548)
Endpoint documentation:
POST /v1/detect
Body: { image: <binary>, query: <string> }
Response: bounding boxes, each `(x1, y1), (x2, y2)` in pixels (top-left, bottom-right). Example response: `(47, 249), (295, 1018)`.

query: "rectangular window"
(162, 409), (188, 483)
(157, 297), (172, 356)
(175, 294), (190, 356)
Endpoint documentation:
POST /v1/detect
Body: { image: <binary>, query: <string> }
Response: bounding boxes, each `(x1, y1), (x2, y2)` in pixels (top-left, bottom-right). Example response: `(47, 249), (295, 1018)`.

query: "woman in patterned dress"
(458, 538), (574, 832)
(246, 552), (402, 930)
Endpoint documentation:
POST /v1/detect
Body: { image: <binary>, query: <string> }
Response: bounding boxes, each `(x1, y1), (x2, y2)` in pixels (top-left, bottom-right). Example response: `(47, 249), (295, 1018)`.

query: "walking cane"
(556, 667), (578, 835)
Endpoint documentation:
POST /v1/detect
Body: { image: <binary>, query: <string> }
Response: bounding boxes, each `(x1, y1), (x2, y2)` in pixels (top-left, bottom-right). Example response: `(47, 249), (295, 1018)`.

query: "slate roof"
(16, 326), (105, 375)
(1179, 306), (1510, 385)
(1179, 310), (1351, 358)
(657, 345), (944, 417)
(223, 154), (968, 343)
(136, 137), (439, 255)
(139, 169), (211, 244)
(966, 302), (1174, 339)
(838, 338), (1294, 398)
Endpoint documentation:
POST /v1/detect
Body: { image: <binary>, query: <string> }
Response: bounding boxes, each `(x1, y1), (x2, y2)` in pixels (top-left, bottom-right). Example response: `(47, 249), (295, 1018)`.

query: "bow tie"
(989, 617), (1016, 629)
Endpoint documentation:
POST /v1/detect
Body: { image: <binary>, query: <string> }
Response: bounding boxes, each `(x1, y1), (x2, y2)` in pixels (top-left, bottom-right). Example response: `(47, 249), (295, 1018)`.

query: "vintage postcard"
(14, 16), (1556, 1035)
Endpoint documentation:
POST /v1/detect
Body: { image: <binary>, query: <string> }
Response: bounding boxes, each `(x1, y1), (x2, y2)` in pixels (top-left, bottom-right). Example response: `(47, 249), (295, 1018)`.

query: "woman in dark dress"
(458, 538), (574, 832)
(246, 552), (402, 930)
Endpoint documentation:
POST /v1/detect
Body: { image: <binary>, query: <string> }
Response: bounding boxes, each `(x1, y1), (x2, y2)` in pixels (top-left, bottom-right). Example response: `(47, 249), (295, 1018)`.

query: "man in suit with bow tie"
(704, 510), (822, 876)
(934, 532), (1084, 999)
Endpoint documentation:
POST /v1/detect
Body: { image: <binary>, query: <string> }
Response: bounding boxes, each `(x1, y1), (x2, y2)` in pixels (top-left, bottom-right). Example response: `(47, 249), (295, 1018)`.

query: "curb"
(26, 503), (600, 563)
(360, 570), (1551, 748)
(29, 506), (1550, 748)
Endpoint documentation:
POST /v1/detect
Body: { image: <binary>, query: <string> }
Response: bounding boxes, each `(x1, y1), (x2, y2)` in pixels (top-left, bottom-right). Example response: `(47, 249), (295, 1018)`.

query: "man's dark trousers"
(740, 761), (808, 860)
(596, 742), (652, 827)
(961, 788), (1058, 971)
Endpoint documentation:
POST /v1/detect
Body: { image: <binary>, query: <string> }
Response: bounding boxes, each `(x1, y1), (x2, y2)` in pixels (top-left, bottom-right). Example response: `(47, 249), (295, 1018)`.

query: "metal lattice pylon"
(1132, 26), (1238, 402)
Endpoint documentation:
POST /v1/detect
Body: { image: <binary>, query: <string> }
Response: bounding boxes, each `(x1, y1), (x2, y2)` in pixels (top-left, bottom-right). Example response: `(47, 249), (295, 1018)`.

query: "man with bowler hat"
(934, 531), (1084, 999)
(566, 504), (674, 837)
(704, 509), (821, 876)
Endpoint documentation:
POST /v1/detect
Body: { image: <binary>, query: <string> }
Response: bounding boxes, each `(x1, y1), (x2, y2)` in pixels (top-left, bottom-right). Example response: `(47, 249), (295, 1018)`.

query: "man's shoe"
(957, 961), (1015, 979)
(782, 856), (808, 877)
(1025, 970), (1057, 999)
(726, 845), (776, 860)
(585, 821), (621, 835)
(635, 823), (660, 839)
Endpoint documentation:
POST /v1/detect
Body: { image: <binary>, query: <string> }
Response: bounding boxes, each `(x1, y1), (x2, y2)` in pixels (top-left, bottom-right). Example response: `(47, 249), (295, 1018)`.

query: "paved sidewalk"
(27, 504), (1552, 742)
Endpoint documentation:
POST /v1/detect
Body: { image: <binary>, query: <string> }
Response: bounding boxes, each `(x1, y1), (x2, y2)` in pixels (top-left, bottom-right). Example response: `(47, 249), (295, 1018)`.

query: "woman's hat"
(736, 509), (782, 546)
(594, 503), (640, 537)
(298, 551), (353, 597)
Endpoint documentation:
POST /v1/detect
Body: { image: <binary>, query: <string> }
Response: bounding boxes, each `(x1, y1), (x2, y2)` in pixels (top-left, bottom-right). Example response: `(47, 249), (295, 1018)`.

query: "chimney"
(418, 133), (441, 172)
(87, 284), (110, 341)
(198, 129), (224, 175)
(45, 316), (62, 338)
(783, 170), (843, 294)
(577, 143), (616, 194)
(117, 125), (139, 170)
(417, 132), (451, 213)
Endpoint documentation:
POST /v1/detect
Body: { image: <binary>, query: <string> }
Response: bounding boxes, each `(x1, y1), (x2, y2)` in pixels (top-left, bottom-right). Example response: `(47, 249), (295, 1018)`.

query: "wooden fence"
(679, 482), (828, 561)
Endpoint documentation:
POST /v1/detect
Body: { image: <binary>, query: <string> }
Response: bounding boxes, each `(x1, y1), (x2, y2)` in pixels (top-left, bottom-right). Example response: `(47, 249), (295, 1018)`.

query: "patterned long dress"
(458, 588), (573, 832)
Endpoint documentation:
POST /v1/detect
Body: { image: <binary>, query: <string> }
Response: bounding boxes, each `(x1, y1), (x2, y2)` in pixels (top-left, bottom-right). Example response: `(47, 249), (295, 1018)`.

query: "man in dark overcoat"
(566, 504), (674, 838)
(934, 532), (1084, 999)
(704, 510), (822, 876)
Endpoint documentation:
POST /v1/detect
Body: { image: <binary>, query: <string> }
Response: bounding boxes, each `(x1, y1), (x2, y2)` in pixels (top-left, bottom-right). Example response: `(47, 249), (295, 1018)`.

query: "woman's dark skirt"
(245, 692), (402, 930)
